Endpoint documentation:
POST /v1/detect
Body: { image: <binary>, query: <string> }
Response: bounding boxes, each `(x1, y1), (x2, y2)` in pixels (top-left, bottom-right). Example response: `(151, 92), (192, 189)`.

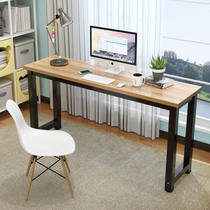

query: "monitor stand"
(104, 66), (122, 74)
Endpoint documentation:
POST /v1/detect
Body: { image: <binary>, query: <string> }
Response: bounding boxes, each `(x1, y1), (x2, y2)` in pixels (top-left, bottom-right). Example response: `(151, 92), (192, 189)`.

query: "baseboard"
(160, 130), (210, 153)
(41, 96), (50, 104)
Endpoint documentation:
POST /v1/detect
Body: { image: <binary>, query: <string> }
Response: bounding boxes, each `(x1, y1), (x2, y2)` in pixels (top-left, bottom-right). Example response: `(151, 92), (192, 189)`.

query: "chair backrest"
(6, 100), (29, 152)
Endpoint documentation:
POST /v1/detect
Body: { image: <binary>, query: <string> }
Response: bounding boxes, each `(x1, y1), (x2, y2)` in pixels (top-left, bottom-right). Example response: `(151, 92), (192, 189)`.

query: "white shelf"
(0, 0), (39, 109)
(15, 67), (23, 72)
(0, 29), (36, 41)
(12, 29), (36, 38)
(0, 33), (11, 41)
(0, 0), (11, 3)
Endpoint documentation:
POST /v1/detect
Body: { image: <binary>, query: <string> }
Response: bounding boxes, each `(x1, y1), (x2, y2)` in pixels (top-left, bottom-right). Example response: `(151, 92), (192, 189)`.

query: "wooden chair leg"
(25, 156), (36, 201)
(60, 156), (74, 198)
(63, 156), (71, 173)
(26, 155), (33, 176)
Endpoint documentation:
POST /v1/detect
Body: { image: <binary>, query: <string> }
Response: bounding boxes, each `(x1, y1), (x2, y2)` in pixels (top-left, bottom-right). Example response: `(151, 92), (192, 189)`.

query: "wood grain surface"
(24, 56), (202, 108)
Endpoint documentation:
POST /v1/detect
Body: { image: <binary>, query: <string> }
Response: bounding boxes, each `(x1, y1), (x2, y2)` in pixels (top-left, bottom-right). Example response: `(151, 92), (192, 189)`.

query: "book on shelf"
(0, 49), (7, 68)
(145, 76), (174, 89)
(3, 5), (31, 34)
(0, 49), (7, 56)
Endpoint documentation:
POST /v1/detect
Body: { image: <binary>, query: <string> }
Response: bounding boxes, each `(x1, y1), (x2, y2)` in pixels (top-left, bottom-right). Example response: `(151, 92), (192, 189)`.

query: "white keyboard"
(81, 74), (115, 85)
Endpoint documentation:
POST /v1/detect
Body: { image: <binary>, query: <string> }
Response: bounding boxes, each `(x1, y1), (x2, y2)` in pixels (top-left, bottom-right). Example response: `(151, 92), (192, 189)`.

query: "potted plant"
(149, 55), (167, 81)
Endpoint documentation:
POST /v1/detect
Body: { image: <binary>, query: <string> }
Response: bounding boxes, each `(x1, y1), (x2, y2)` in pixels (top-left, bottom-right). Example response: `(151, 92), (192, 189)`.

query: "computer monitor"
(90, 26), (137, 74)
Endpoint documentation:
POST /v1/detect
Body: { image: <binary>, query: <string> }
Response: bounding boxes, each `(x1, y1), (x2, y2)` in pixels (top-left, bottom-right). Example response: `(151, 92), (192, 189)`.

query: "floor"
(0, 101), (209, 165)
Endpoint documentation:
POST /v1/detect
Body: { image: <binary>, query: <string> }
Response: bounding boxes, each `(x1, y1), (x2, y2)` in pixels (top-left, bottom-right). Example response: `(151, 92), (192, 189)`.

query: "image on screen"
(90, 26), (137, 65)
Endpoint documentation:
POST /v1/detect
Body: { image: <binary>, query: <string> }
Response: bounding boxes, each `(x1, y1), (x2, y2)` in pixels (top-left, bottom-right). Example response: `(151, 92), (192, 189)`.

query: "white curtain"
(46, 0), (164, 140)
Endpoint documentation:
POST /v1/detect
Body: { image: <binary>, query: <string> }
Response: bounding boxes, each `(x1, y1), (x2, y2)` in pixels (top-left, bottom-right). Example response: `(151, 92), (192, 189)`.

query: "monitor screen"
(90, 26), (137, 73)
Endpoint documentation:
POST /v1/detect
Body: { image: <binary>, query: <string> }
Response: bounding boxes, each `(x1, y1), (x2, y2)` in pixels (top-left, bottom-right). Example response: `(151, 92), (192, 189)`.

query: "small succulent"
(149, 55), (167, 70)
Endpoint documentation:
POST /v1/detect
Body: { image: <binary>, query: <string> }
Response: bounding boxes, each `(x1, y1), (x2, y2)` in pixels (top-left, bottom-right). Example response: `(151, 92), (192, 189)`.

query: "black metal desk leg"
(52, 80), (61, 129)
(165, 108), (179, 192)
(28, 71), (38, 128)
(184, 95), (197, 173)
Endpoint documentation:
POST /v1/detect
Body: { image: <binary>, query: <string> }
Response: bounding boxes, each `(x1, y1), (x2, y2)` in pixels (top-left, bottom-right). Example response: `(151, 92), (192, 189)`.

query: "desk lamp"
(45, 8), (73, 66)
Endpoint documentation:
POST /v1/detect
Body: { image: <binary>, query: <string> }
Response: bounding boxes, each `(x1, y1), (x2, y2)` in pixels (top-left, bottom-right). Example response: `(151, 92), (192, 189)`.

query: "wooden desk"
(24, 55), (202, 192)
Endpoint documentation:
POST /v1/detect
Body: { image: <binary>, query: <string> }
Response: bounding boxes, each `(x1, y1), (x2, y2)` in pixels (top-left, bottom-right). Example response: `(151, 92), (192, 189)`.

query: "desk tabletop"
(24, 56), (202, 108)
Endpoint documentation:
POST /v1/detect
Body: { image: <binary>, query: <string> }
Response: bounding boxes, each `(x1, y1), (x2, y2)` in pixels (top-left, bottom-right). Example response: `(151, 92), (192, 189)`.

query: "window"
(162, 0), (210, 133)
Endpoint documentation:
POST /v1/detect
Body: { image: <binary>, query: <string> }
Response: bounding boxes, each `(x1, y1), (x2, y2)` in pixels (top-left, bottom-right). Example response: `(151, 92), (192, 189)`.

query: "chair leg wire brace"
(25, 155), (74, 201)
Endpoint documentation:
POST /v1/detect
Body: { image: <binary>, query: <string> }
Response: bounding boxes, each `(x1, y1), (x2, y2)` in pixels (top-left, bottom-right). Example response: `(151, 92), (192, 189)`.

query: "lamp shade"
(58, 8), (73, 28)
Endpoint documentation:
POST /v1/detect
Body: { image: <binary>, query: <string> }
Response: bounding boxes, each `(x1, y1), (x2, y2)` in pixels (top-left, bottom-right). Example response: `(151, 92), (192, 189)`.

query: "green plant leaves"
(149, 55), (167, 69)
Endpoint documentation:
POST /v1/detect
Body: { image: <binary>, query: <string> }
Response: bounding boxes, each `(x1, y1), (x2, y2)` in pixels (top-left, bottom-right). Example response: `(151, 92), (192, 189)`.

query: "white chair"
(6, 99), (75, 201)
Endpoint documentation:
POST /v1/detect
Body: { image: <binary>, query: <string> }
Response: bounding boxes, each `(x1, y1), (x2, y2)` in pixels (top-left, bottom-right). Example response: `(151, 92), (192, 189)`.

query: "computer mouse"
(117, 83), (126, 88)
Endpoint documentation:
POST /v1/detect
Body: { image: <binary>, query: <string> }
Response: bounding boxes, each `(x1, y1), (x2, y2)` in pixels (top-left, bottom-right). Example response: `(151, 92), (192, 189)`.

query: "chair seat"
(25, 127), (75, 156)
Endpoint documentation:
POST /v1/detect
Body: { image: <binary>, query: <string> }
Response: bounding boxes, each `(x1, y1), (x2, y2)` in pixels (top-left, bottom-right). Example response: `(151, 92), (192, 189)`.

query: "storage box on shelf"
(13, 37), (34, 69)
(0, 77), (12, 111)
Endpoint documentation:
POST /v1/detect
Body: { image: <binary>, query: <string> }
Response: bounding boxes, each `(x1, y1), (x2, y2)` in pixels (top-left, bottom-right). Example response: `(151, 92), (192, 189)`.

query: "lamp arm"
(46, 15), (59, 27)
(45, 25), (59, 58)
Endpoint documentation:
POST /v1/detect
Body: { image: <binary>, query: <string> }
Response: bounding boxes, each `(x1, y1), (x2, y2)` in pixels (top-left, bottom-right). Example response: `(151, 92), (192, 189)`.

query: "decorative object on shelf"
(0, 7), (6, 36)
(149, 55), (167, 81)
(145, 75), (174, 89)
(45, 7), (73, 66)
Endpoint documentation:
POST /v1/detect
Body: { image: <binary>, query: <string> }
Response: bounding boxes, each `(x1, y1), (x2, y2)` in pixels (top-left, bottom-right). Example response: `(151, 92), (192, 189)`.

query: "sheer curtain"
(46, 0), (164, 140)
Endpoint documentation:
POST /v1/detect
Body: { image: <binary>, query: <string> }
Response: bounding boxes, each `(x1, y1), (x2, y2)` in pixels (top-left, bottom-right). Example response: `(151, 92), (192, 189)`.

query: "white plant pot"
(152, 68), (165, 81)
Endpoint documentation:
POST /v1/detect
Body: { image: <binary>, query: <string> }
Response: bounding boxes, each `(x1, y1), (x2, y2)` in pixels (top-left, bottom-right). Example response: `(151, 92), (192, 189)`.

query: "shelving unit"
(0, 0), (40, 112)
